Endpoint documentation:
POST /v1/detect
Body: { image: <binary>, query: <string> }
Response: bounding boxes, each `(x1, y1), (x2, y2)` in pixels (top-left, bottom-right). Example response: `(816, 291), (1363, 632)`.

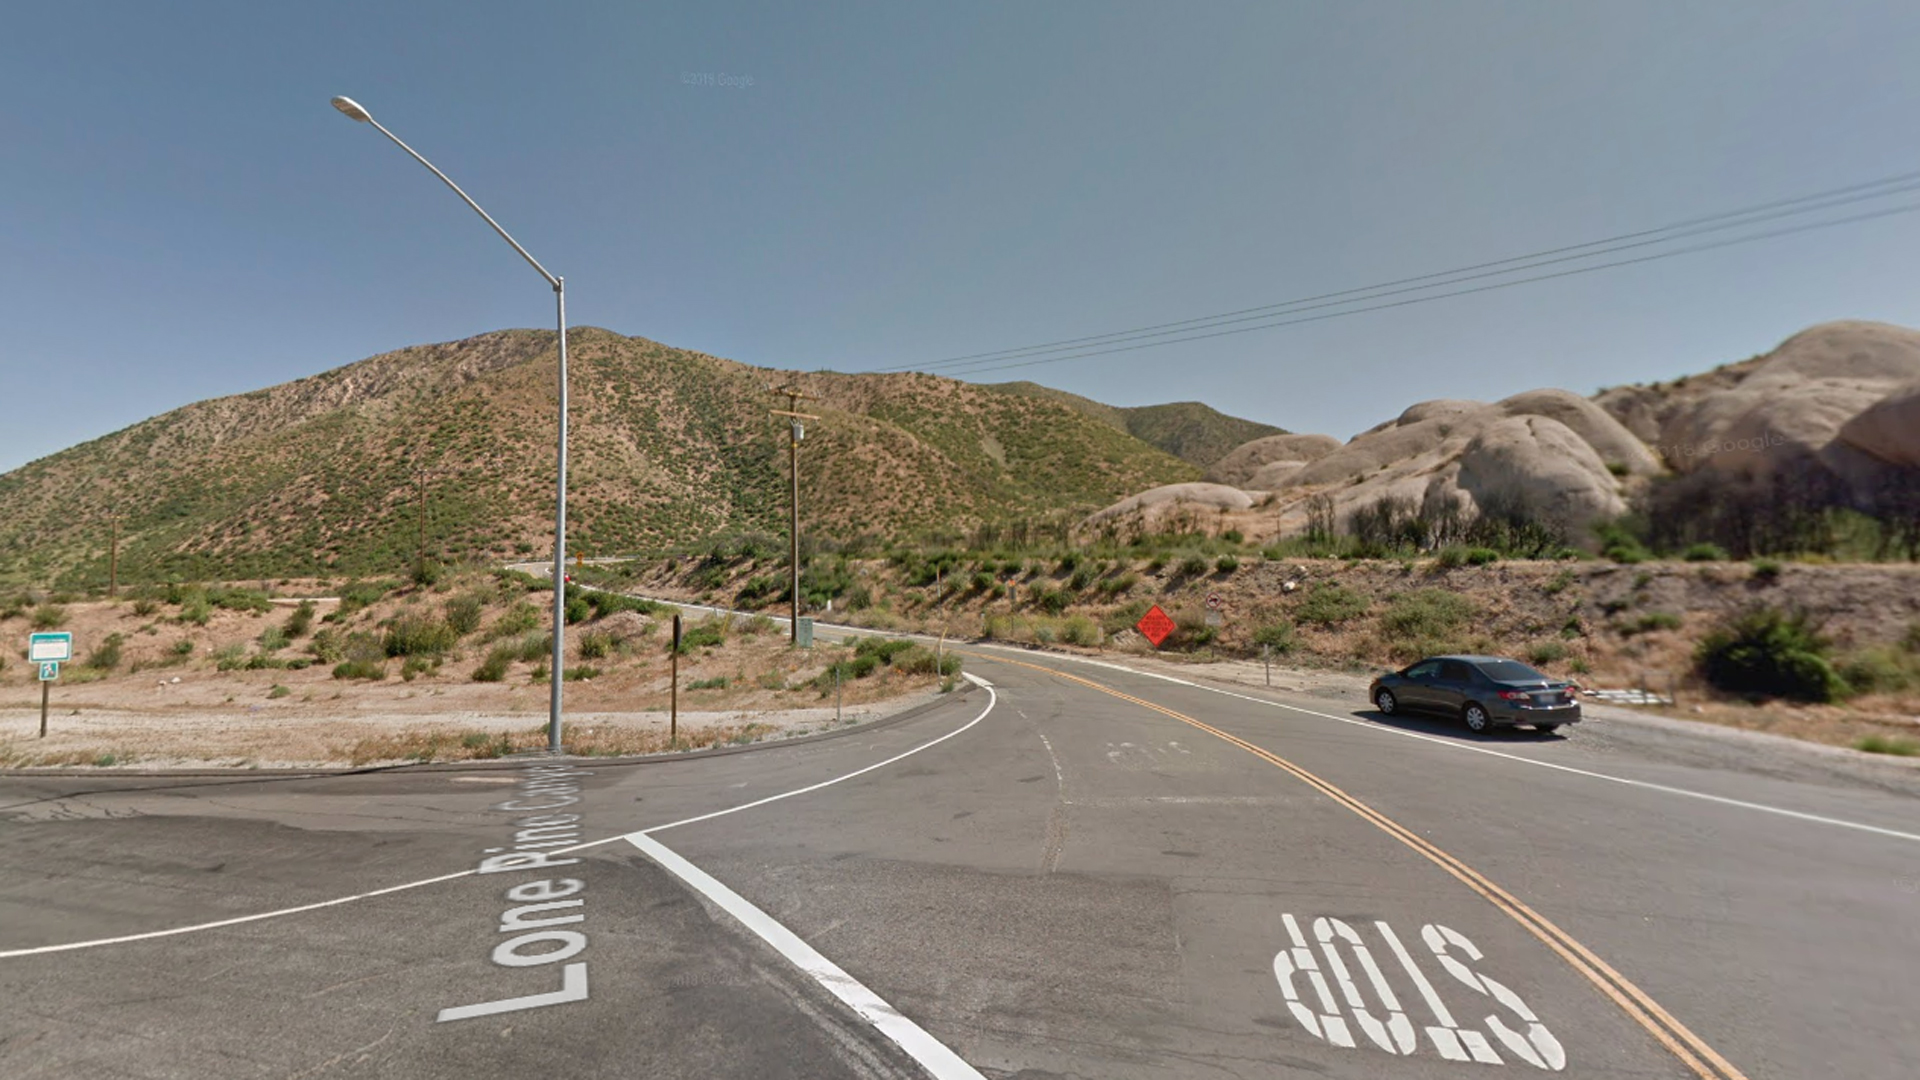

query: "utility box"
(795, 617), (814, 648)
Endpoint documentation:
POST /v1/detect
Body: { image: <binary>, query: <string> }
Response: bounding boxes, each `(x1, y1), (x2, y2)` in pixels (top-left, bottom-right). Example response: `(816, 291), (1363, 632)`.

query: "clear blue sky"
(7, 1), (1920, 473)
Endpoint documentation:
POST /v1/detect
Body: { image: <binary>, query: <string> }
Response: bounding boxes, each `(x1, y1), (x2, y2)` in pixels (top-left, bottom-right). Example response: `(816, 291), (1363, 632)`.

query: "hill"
(1089, 320), (1920, 559)
(0, 328), (1207, 586)
(985, 382), (1286, 466)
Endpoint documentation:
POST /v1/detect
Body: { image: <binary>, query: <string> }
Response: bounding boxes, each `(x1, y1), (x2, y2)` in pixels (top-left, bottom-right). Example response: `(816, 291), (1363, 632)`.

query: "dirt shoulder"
(0, 573), (960, 770)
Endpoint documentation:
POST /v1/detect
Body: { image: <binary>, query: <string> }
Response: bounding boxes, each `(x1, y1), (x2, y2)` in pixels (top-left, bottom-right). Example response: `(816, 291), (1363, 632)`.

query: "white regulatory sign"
(28, 632), (72, 663)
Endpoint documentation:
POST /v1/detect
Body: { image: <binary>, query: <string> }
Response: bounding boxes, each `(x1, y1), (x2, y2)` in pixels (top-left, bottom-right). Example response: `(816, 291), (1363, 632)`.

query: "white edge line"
(627, 832), (986, 1080)
(1185, 681), (1920, 844)
(1, 687), (998, 959)
(986, 645), (1920, 846)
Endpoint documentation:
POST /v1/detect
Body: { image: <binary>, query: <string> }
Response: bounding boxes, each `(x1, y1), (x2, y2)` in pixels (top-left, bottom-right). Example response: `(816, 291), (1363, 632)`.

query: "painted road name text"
(437, 762), (595, 1023)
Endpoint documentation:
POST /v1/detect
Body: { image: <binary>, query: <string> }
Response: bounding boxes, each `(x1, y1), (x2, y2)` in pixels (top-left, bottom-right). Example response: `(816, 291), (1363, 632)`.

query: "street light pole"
(331, 95), (570, 755)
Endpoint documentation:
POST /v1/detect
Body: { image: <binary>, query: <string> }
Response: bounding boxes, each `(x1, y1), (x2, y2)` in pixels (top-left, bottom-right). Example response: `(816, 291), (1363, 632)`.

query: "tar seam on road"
(0, 681), (999, 961)
(974, 650), (1752, 1080)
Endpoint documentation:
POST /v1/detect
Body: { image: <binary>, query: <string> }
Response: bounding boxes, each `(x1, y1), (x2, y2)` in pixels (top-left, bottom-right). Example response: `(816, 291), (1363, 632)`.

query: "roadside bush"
(132, 596), (159, 617)
(1098, 572), (1139, 597)
(854, 637), (916, 665)
(1853, 734), (1920, 757)
(400, 656), (438, 681)
(1215, 554), (1240, 574)
(486, 600), (542, 641)
(1695, 606), (1846, 703)
(213, 644), (248, 671)
(334, 579), (399, 618)
(1294, 584), (1369, 627)
(1381, 589), (1476, 640)
(736, 575), (780, 607)
(1838, 646), (1920, 696)
(473, 646), (513, 682)
(208, 587), (272, 615)
(258, 625), (289, 652)
(1749, 559), (1783, 583)
(1624, 612), (1682, 635)
(178, 595), (212, 626)
(1465, 547), (1500, 566)
(588, 591), (664, 619)
(577, 630), (613, 660)
(285, 600), (316, 638)
(1683, 542), (1730, 562)
(1252, 619), (1296, 653)
(445, 593), (485, 637)
(1061, 615), (1099, 647)
(1032, 587), (1071, 615)
(1527, 640), (1569, 666)
(384, 615), (457, 657)
(333, 659), (387, 680)
(688, 675), (729, 690)
(1177, 555), (1209, 577)
(31, 604), (67, 631)
(513, 633), (553, 663)
(86, 633), (125, 671)
(675, 619), (727, 654)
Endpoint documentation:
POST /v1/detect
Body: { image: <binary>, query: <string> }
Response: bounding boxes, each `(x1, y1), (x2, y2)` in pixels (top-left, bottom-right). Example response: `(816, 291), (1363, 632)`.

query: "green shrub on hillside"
(333, 659), (387, 681)
(1294, 584), (1369, 627)
(445, 593), (485, 636)
(473, 646), (513, 683)
(1683, 543), (1729, 562)
(31, 604), (67, 630)
(1380, 590), (1477, 640)
(1695, 607), (1846, 703)
(1252, 619), (1296, 653)
(384, 615), (457, 657)
(285, 599), (317, 638)
(86, 633), (125, 671)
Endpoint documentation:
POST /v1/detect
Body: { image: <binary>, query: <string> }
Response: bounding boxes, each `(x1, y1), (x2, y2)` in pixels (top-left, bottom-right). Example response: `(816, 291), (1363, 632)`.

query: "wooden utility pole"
(770, 384), (820, 644)
(411, 466), (456, 573)
(107, 515), (118, 599)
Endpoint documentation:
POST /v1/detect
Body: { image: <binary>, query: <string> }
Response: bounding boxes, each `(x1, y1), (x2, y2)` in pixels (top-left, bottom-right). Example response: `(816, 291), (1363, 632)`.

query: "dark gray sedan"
(1368, 655), (1581, 733)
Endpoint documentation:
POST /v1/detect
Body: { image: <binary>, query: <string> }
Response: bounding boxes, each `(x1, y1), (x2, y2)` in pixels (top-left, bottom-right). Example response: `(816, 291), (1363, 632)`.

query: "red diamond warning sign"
(1136, 604), (1175, 648)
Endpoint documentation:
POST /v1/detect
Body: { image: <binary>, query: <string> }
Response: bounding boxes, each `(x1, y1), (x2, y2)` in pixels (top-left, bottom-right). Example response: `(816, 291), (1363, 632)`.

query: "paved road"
(3, 642), (1917, 1079)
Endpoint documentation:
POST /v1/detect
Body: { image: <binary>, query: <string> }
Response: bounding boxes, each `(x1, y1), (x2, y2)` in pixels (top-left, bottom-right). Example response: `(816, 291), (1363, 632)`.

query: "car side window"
(1405, 661), (1440, 680)
(1439, 660), (1472, 682)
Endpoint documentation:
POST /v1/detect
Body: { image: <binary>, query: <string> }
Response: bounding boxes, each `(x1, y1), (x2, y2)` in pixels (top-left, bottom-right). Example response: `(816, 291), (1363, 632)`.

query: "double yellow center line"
(977, 651), (1749, 1080)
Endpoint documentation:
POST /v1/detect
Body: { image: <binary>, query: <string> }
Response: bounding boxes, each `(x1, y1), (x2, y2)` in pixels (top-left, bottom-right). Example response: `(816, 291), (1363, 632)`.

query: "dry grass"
(336, 721), (782, 766)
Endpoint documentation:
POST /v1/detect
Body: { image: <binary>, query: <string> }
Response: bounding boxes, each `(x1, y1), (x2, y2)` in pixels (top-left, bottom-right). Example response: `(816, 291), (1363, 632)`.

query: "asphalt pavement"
(3, 640), (1917, 1079)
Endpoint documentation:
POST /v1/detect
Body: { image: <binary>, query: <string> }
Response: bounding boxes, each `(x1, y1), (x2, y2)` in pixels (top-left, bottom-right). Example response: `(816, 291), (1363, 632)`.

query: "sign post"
(29, 633), (71, 739)
(670, 614), (681, 746)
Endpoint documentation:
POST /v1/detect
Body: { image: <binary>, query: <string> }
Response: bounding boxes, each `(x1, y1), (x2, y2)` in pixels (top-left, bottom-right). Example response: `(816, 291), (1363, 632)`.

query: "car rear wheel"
(1463, 703), (1492, 733)
(1374, 689), (1398, 715)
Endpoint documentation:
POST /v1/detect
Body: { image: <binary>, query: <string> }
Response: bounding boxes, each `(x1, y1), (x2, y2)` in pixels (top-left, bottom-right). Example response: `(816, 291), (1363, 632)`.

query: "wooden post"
(40, 680), (51, 738)
(670, 613), (681, 745)
(1264, 643), (1271, 687)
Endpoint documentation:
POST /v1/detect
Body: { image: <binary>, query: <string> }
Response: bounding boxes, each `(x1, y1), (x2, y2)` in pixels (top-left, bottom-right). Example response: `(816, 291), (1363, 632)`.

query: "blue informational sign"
(38, 661), (59, 681)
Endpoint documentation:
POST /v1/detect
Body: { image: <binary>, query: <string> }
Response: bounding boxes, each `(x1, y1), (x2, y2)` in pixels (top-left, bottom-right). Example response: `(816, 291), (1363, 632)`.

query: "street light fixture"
(331, 95), (571, 755)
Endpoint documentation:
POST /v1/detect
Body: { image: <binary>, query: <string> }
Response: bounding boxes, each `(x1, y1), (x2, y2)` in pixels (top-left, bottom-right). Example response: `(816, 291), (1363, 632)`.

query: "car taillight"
(1498, 689), (1532, 701)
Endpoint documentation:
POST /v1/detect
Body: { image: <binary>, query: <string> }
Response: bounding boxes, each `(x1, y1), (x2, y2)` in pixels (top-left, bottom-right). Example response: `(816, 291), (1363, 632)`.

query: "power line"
(873, 166), (1920, 377)
(918, 198), (1920, 380)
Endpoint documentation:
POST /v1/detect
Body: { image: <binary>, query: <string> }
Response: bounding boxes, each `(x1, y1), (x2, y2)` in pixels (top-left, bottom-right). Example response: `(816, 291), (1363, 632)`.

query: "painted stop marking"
(1136, 604), (1176, 648)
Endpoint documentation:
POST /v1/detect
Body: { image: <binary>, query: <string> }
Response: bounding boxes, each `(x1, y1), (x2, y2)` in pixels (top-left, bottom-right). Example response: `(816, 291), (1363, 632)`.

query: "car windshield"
(1474, 659), (1551, 683)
